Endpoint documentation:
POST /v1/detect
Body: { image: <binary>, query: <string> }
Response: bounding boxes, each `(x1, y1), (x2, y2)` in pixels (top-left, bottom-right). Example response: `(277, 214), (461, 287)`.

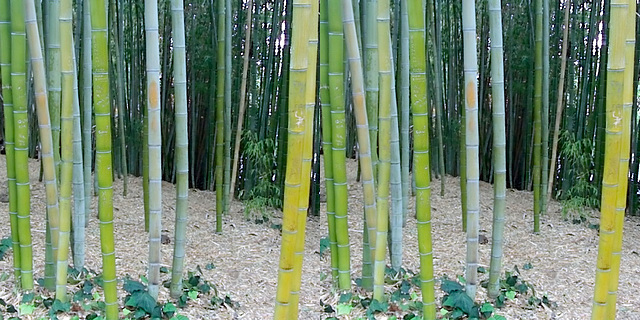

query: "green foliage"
(558, 131), (599, 221)
(240, 131), (281, 222)
(0, 237), (11, 261)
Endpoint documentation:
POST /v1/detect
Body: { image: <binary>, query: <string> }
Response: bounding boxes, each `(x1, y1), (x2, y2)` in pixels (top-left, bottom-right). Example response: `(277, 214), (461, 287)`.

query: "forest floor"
(0, 157), (640, 319)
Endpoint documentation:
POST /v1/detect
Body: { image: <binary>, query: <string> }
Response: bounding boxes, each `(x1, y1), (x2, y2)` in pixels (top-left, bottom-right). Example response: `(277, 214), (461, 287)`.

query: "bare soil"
(0, 157), (639, 319)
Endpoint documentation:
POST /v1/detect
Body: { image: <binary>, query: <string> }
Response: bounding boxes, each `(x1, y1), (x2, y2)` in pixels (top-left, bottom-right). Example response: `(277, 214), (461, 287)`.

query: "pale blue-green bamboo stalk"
(71, 40), (86, 270)
(389, 50), (403, 272)
(169, 0), (190, 298)
(144, 0), (163, 300)
(487, 0), (507, 299)
(462, 0), (480, 299)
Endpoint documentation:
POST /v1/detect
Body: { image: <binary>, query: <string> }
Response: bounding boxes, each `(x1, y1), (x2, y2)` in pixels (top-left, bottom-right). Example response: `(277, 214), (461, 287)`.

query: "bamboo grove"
(0, 0), (638, 319)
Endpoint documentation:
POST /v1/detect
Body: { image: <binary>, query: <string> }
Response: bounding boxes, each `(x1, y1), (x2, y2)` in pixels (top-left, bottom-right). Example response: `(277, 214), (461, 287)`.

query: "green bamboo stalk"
(328, 0), (351, 291)
(47, 0), (62, 175)
(462, 0), (480, 299)
(361, 0), (378, 290)
(11, 0), (34, 291)
(0, 0), (22, 282)
(363, 0), (379, 177)
(319, 0), (340, 283)
(532, 0), (542, 233)
(82, 0), (92, 226)
(90, 0), (118, 314)
(407, 0), (435, 316)
(169, 0), (189, 298)
(144, 0), (163, 300)
(229, 0), (253, 198)
(429, 0), (445, 196)
(115, 0), (128, 196)
(56, 0), (75, 299)
(547, 0), (570, 199)
(540, 0), (549, 216)
(373, 0), (391, 301)
(487, 0), (507, 299)
(215, 0), (225, 233)
(223, 0), (232, 216)
(273, 1), (310, 317)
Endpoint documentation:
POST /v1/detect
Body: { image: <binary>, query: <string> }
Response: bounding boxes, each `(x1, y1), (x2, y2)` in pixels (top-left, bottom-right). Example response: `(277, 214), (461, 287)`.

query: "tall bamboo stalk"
(342, 0), (378, 286)
(462, 0), (480, 299)
(407, 0), (435, 316)
(429, 0), (445, 196)
(547, 0), (570, 198)
(540, 0), (549, 216)
(319, 0), (340, 283)
(388, 22), (403, 272)
(288, 2), (318, 315)
(169, 0), (190, 298)
(223, 0), (232, 216)
(214, 0), (225, 233)
(0, 0), (22, 282)
(487, 0), (507, 299)
(363, 0), (379, 177)
(230, 0), (253, 198)
(71, 41), (86, 270)
(46, 0), (62, 174)
(56, 0), (75, 300)
(606, 0), (635, 316)
(532, 0), (542, 233)
(115, 0), (128, 196)
(591, 0), (627, 317)
(12, 0), (34, 291)
(144, 0), (163, 300)
(373, 0), (392, 301)
(90, 0), (118, 314)
(273, 1), (311, 317)
(82, 0), (92, 225)
(328, 0), (351, 291)
(399, 0), (410, 220)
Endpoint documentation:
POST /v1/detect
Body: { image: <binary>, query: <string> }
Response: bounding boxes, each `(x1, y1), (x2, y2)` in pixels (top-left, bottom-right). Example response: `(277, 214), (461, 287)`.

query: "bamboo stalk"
(169, 0), (190, 299)
(230, 0), (253, 198)
(144, 0), (163, 300)
(462, 0), (480, 299)
(591, 0), (627, 317)
(273, 1), (311, 317)
(0, 0), (22, 282)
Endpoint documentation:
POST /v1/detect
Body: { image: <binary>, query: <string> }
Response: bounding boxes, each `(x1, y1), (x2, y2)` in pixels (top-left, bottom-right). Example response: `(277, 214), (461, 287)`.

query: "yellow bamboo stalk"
(273, 1), (311, 317)
(26, 0), (62, 291)
(288, 0), (318, 317)
(591, 0), (627, 317)
(606, 0), (635, 317)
